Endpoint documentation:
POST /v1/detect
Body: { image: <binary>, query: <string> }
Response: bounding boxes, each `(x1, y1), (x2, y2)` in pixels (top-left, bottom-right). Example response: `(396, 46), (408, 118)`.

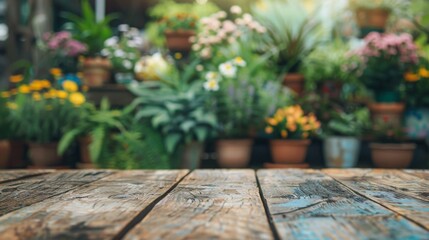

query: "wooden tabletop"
(0, 169), (428, 240)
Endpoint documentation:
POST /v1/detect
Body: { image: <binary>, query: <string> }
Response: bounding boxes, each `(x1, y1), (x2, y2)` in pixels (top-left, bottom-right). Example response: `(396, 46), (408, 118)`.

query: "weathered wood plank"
(0, 170), (112, 216)
(0, 170), (188, 240)
(124, 169), (273, 240)
(404, 170), (429, 180)
(325, 169), (429, 230)
(258, 169), (428, 240)
(0, 170), (55, 183)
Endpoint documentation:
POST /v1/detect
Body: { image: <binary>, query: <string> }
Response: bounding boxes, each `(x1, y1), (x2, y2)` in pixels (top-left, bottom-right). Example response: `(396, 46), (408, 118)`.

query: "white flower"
(123, 60), (132, 70)
(216, 11), (227, 19)
(203, 79), (219, 91)
(219, 62), (237, 78)
(201, 47), (212, 59)
(101, 49), (110, 57)
(115, 49), (125, 57)
(233, 57), (246, 67)
(196, 64), (204, 72)
(230, 5), (242, 15)
(105, 37), (118, 47)
(118, 24), (130, 32)
(205, 71), (220, 81)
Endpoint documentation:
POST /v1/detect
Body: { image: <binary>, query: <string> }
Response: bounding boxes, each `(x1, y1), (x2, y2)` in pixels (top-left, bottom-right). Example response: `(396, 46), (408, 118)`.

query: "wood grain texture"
(325, 169), (429, 230)
(0, 170), (54, 183)
(124, 169), (273, 240)
(404, 170), (429, 180)
(0, 170), (188, 240)
(0, 170), (111, 217)
(258, 169), (428, 240)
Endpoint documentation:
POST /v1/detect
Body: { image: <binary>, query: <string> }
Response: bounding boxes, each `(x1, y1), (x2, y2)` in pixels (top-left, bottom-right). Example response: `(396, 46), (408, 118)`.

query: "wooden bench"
(0, 169), (428, 239)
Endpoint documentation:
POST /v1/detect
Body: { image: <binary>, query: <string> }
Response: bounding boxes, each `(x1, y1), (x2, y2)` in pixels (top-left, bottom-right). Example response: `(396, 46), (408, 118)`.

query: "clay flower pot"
(165, 30), (195, 53)
(0, 140), (10, 168)
(28, 142), (61, 167)
(7, 140), (27, 168)
(368, 102), (405, 127)
(355, 8), (391, 29)
(81, 56), (112, 87)
(324, 136), (361, 168)
(270, 139), (310, 164)
(283, 73), (305, 95)
(216, 139), (252, 168)
(370, 143), (415, 168)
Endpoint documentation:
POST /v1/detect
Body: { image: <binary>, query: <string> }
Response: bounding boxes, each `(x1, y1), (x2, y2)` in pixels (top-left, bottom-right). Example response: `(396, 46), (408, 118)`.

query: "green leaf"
(165, 133), (182, 154)
(89, 126), (105, 163)
(135, 106), (166, 120)
(194, 126), (208, 142)
(152, 112), (170, 128)
(180, 120), (195, 132)
(58, 128), (82, 155)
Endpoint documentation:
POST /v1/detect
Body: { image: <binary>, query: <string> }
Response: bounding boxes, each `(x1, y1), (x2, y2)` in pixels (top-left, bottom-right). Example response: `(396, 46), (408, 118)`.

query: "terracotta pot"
(270, 139), (310, 164)
(355, 8), (391, 29)
(28, 142), (61, 167)
(370, 143), (415, 168)
(216, 139), (252, 168)
(79, 136), (92, 164)
(283, 73), (305, 95)
(181, 141), (204, 169)
(0, 140), (10, 168)
(8, 140), (27, 168)
(81, 56), (112, 87)
(165, 30), (195, 52)
(324, 136), (360, 168)
(368, 102), (405, 127)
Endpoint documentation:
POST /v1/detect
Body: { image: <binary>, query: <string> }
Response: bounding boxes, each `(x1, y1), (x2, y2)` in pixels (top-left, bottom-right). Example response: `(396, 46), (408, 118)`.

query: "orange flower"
(9, 74), (24, 83)
(281, 130), (288, 138)
(18, 85), (30, 94)
(419, 68), (429, 78)
(404, 72), (420, 82)
(1, 91), (10, 98)
(265, 126), (273, 134)
(50, 68), (62, 77)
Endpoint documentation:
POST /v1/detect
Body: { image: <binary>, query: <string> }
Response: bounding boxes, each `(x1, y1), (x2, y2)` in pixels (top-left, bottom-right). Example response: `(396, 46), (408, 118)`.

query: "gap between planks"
(0, 170), (56, 184)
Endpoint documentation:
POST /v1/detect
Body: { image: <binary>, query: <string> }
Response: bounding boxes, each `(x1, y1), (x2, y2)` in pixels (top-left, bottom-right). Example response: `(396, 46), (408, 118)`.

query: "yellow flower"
(233, 56), (246, 67)
(302, 132), (309, 139)
(50, 68), (62, 77)
(40, 80), (51, 88)
(9, 74), (24, 83)
(303, 124), (313, 131)
(6, 102), (18, 110)
(287, 123), (297, 132)
(56, 90), (68, 99)
(62, 80), (78, 92)
(419, 68), (429, 78)
(30, 81), (44, 91)
(1, 91), (10, 98)
(174, 52), (183, 60)
(404, 72), (420, 82)
(69, 92), (86, 106)
(32, 92), (42, 101)
(281, 130), (288, 138)
(267, 118), (278, 126)
(18, 85), (30, 94)
(265, 126), (273, 134)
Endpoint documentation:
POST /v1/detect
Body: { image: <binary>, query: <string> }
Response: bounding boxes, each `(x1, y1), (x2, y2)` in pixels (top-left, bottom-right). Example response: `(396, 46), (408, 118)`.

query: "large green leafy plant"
(323, 108), (370, 137)
(252, 0), (324, 73)
(58, 98), (132, 163)
(63, 0), (117, 56)
(129, 61), (217, 155)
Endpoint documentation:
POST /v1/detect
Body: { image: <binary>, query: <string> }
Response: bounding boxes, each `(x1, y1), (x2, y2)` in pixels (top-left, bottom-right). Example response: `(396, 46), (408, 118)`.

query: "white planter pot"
(324, 136), (360, 168)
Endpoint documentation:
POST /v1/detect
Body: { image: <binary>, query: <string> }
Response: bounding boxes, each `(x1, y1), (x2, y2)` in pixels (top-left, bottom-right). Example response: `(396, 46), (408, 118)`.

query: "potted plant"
(322, 108), (369, 168)
(101, 25), (142, 85)
(40, 31), (87, 74)
(349, 0), (405, 36)
(58, 98), (131, 168)
(160, 13), (198, 53)
(302, 40), (359, 99)
(264, 105), (320, 166)
(7, 78), (85, 167)
(253, 0), (323, 95)
(63, 0), (116, 86)
(129, 62), (217, 169)
(353, 32), (419, 126)
(368, 119), (416, 168)
(404, 56), (429, 139)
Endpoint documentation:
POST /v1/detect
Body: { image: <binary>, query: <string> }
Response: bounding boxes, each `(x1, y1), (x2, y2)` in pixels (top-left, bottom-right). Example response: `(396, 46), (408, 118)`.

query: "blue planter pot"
(405, 108), (429, 139)
(324, 136), (361, 168)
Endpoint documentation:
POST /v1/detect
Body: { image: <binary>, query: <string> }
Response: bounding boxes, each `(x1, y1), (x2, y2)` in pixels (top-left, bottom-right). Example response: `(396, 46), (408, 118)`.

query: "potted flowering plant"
(41, 31), (87, 74)
(368, 119), (416, 168)
(322, 107), (369, 168)
(129, 62), (217, 169)
(265, 105), (320, 166)
(404, 56), (429, 139)
(0, 95), (10, 168)
(7, 77), (86, 167)
(101, 26), (142, 84)
(63, 0), (116, 86)
(161, 13), (198, 53)
(353, 32), (419, 126)
(253, 0), (323, 95)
